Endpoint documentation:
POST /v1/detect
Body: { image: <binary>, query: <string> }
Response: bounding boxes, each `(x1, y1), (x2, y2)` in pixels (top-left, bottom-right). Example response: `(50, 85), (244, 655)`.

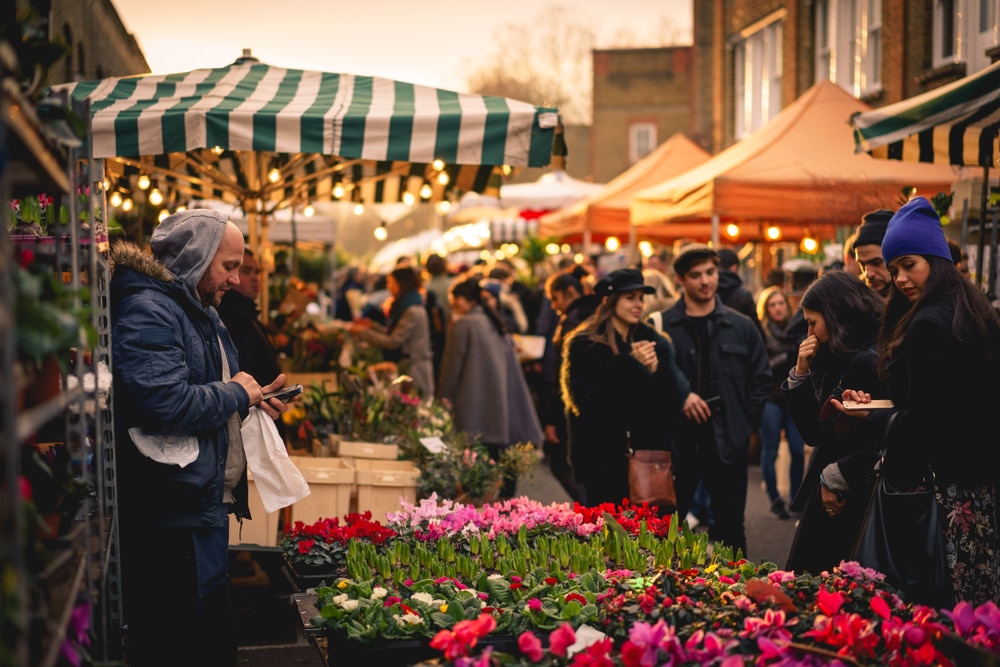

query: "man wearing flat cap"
(854, 209), (895, 297)
(657, 244), (771, 557)
(110, 210), (291, 666)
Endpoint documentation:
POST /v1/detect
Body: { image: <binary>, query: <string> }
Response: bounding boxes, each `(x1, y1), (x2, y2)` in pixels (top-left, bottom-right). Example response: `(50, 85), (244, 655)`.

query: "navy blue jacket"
(111, 243), (251, 529)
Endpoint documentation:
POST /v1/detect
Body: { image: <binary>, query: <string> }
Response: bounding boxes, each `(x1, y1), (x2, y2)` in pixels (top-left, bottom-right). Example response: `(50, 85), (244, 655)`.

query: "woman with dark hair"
(351, 266), (435, 397)
(781, 270), (887, 575)
(561, 268), (690, 507)
(438, 277), (542, 497)
(836, 197), (1000, 605)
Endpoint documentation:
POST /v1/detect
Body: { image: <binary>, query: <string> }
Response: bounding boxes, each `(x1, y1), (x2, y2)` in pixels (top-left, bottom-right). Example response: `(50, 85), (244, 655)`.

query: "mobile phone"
(262, 383), (303, 403)
(705, 395), (723, 416)
(843, 399), (894, 410)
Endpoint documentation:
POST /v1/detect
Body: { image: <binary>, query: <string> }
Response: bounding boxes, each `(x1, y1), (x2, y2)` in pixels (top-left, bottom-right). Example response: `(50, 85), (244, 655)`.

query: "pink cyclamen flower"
(549, 623), (577, 657)
(518, 631), (545, 662)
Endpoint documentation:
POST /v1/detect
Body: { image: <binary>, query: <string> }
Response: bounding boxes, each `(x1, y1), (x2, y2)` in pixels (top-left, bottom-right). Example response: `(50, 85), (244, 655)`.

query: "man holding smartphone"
(110, 210), (291, 667)
(658, 244), (771, 558)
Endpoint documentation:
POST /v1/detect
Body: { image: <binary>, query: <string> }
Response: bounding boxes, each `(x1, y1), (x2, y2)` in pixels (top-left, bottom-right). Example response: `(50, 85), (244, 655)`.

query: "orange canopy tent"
(630, 81), (964, 243)
(538, 133), (710, 243)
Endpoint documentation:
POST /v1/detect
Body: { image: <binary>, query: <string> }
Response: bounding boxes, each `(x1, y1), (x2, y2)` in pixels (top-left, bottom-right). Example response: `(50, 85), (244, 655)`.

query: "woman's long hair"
(879, 255), (1000, 374)
(799, 270), (883, 356)
(449, 277), (507, 336)
(585, 292), (634, 355)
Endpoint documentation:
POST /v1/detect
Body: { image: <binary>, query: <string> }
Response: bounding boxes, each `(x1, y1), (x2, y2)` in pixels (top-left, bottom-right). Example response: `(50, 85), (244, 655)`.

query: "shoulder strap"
(648, 311), (663, 333)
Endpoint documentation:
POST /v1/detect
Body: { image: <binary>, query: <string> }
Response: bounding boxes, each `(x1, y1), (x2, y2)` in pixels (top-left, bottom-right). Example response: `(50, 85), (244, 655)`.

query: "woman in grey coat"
(353, 267), (435, 398)
(438, 277), (542, 497)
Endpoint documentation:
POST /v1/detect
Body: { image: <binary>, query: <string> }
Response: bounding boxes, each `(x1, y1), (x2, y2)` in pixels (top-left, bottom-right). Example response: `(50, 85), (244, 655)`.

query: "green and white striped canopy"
(850, 60), (1000, 168)
(53, 54), (561, 210)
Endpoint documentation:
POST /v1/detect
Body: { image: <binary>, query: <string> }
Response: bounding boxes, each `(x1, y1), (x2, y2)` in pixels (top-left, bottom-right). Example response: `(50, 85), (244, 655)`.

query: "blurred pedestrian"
(439, 277), (542, 498)
(755, 285), (805, 520)
(781, 270), (886, 575)
(561, 268), (690, 507)
(716, 247), (765, 341)
(842, 231), (861, 278)
(350, 266), (435, 398)
(836, 197), (1000, 605)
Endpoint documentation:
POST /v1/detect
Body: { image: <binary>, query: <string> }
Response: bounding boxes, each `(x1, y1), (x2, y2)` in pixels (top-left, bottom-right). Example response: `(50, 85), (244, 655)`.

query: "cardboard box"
(229, 471), (280, 547)
(288, 456), (355, 525)
(354, 459), (420, 522)
(328, 436), (399, 461)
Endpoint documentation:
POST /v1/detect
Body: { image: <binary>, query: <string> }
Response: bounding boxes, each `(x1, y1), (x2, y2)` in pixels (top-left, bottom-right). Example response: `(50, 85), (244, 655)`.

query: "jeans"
(759, 399), (805, 503)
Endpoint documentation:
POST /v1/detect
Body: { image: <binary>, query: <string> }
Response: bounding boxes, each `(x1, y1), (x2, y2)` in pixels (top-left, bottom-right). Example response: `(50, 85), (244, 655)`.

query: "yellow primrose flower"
(337, 580), (349, 589)
(439, 604), (448, 613)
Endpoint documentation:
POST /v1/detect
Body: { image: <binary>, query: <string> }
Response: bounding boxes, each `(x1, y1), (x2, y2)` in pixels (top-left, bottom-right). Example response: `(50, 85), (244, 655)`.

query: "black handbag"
(850, 453), (953, 608)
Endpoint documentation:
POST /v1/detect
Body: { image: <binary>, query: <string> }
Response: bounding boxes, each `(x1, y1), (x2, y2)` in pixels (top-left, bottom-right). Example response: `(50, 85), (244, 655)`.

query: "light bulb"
(137, 175), (150, 190)
(639, 241), (653, 258)
(436, 201), (451, 214)
(419, 184), (432, 199)
(333, 183), (345, 199)
(432, 159), (445, 171)
(354, 203), (365, 216)
(726, 223), (741, 238)
(766, 226), (782, 241)
(373, 224), (388, 241)
(545, 243), (560, 255)
(148, 188), (163, 206)
(605, 236), (621, 252)
(158, 209), (169, 222)
(122, 198), (134, 212)
(437, 172), (449, 186)
(109, 191), (123, 207)
(560, 244), (571, 254)
(268, 168), (281, 183)
(402, 192), (415, 206)
(211, 146), (225, 155)
(303, 204), (315, 217)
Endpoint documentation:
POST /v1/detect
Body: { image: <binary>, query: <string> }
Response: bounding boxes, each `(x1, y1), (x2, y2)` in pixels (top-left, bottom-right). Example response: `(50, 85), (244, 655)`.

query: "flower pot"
(454, 479), (504, 507)
(323, 631), (531, 666)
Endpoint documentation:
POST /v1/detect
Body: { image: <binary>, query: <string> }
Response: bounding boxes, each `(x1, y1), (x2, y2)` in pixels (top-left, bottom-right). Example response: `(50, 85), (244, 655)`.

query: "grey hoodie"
(149, 209), (229, 299)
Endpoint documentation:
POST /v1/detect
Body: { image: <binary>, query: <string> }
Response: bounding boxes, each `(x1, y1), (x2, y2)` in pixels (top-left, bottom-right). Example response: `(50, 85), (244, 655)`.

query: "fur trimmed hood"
(109, 241), (174, 283)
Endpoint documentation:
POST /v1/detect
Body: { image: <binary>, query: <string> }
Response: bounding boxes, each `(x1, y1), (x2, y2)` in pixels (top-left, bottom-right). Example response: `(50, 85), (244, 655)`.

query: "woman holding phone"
(835, 197), (1000, 605)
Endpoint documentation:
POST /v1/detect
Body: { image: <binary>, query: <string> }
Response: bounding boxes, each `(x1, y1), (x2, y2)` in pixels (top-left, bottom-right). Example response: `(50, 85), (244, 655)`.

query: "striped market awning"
(52, 53), (560, 210)
(850, 60), (1000, 167)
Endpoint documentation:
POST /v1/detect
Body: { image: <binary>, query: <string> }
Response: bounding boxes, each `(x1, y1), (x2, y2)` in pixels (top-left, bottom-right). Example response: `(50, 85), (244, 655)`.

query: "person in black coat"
(780, 270), (887, 575)
(561, 268), (690, 508)
(836, 197), (1000, 606)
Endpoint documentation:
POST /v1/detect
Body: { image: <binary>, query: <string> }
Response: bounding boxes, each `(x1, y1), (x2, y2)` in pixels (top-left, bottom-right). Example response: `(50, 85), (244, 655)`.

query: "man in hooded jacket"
(110, 210), (289, 667)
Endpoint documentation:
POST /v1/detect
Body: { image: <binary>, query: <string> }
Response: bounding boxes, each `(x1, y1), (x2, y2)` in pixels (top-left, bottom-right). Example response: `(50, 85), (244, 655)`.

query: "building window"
(815, 0), (882, 97)
(934, 0), (1000, 71)
(628, 123), (657, 164)
(734, 18), (783, 139)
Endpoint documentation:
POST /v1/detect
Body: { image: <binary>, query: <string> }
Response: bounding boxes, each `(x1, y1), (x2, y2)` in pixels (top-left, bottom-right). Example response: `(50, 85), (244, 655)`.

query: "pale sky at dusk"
(110, 0), (693, 92)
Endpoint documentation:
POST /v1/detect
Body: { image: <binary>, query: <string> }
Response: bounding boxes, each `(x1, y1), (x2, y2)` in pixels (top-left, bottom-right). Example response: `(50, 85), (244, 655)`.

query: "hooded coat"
(110, 233), (251, 530)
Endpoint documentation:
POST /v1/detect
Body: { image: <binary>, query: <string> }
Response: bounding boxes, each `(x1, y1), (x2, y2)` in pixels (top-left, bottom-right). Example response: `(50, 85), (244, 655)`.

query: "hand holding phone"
(262, 383), (303, 403)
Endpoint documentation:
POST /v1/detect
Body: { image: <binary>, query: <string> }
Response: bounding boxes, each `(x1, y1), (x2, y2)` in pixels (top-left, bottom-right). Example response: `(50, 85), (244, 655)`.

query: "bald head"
(196, 222), (246, 307)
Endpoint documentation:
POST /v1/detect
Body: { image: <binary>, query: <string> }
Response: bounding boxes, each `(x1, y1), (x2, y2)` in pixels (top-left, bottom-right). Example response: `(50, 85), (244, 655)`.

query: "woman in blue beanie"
(835, 196), (1000, 606)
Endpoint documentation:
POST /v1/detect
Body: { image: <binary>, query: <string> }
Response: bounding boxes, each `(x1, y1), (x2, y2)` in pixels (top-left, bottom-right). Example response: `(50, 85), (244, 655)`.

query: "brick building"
(46, 0), (149, 84)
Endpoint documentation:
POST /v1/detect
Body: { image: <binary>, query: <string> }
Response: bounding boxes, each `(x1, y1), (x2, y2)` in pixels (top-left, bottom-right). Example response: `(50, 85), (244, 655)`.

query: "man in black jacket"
(660, 244), (771, 557)
(218, 247), (286, 438)
(716, 247), (765, 341)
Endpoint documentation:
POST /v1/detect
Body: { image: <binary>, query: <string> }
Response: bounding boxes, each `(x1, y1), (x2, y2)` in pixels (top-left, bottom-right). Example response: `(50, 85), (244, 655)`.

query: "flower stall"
(283, 497), (1000, 667)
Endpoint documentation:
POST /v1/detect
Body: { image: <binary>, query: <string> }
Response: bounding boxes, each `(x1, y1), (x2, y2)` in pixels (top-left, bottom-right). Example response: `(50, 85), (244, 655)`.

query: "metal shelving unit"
(2, 48), (120, 665)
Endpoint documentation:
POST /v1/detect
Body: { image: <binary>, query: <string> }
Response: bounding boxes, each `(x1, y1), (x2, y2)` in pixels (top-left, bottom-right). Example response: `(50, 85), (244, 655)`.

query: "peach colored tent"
(538, 133), (710, 242)
(631, 81), (964, 243)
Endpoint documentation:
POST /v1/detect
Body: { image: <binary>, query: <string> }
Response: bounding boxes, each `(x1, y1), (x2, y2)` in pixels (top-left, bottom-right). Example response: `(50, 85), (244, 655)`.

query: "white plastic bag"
(241, 407), (310, 513)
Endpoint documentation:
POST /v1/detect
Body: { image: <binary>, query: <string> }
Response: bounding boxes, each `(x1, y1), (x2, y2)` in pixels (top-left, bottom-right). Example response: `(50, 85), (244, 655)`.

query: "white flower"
(410, 592), (434, 605)
(371, 586), (388, 600)
(394, 613), (424, 627)
(341, 599), (359, 611)
(332, 593), (348, 606)
(487, 574), (503, 581)
(431, 599), (446, 607)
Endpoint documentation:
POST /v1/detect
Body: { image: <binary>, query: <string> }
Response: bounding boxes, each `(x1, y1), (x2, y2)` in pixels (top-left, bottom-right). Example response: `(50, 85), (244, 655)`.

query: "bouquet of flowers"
(416, 438), (537, 504)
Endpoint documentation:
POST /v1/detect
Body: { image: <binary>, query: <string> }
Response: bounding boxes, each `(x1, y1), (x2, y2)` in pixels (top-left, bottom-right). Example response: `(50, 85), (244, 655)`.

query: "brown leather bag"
(627, 449), (677, 508)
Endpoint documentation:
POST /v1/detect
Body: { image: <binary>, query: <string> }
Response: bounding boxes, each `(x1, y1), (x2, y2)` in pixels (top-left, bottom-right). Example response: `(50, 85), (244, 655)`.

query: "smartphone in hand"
(262, 383), (303, 403)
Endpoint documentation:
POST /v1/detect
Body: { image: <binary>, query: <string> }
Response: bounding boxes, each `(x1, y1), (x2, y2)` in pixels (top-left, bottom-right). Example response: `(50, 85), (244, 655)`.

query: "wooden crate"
(354, 459), (419, 522)
(287, 456), (355, 525)
(229, 471), (280, 547)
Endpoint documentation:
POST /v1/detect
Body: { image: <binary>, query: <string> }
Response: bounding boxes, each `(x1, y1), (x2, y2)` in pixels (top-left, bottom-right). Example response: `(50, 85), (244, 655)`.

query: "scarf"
(387, 289), (424, 332)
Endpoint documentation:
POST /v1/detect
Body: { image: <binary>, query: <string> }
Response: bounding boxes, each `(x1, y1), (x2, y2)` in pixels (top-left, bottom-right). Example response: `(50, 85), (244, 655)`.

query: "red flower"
(549, 623), (576, 657)
(518, 631), (544, 662)
(296, 539), (315, 555)
(565, 593), (588, 606)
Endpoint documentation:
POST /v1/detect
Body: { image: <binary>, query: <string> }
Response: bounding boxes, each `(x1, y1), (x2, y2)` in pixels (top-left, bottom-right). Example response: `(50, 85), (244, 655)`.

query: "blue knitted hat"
(880, 197), (951, 264)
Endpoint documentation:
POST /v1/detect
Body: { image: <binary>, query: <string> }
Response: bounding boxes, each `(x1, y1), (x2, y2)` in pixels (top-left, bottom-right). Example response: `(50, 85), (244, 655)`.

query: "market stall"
(630, 80), (962, 244)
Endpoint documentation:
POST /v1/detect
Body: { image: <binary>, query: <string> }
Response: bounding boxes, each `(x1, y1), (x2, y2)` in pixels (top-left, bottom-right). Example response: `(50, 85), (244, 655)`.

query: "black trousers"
(120, 524), (237, 667)
(676, 440), (749, 558)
